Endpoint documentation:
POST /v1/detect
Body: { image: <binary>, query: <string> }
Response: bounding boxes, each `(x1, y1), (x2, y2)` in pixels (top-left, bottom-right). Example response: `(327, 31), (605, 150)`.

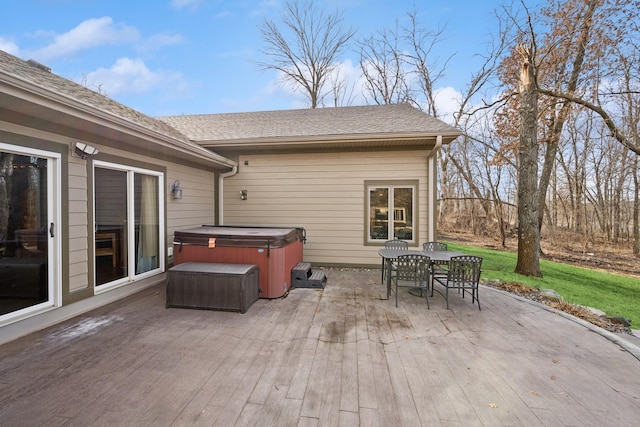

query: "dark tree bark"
(515, 45), (542, 277)
(634, 156), (640, 256)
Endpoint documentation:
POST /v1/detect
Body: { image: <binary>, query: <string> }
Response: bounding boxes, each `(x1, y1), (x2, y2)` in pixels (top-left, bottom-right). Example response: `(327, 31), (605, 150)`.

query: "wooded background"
(259, 0), (640, 268)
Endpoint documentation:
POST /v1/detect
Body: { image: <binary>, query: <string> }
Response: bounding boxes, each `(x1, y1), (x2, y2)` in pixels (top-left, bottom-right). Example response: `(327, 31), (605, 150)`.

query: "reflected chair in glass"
(433, 255), (483, 310)
(391, 254), (430, 308)
(381, 239), (409, 283)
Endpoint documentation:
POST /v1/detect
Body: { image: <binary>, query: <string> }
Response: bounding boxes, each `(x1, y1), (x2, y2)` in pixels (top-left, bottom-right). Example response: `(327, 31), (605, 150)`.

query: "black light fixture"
(171, 180), (183, 200)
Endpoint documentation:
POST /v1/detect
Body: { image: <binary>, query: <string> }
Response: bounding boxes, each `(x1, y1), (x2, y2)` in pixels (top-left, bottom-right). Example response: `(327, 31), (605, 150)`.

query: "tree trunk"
(537, 136), (557, 253)
(612, 148), (629, 243)
(515, 45), (542, 277)
(634, 155), (639, 256)
(537, 0), (598, 242)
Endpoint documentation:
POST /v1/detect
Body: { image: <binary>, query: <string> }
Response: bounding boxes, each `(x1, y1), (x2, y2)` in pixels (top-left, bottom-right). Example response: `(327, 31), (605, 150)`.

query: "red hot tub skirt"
(173, 226), (304, 299)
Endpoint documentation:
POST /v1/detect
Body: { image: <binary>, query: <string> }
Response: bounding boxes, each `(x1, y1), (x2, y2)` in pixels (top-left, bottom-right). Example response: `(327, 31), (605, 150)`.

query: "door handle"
(50, 222), (55, 238)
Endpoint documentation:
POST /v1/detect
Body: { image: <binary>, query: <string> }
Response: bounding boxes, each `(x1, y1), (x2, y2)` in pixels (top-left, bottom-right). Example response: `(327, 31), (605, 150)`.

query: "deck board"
(0, 268), (639, 426)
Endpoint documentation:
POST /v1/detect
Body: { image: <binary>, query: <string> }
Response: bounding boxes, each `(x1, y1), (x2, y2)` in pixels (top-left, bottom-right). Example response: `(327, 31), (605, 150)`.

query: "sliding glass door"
(94, 167), (128, 285)
(94, 161), (163, 290)
(0, 144), (60, 321)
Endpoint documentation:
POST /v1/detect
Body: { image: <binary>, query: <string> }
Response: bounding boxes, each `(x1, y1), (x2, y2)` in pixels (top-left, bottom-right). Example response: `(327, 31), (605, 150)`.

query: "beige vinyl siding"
(65, 140), (216, 294)
(223, 150), (430, 267)
(0, 125), (221, 346)
(93, 142), (216, 258)
(165, 163), (216, 239)
(68, 157), (90, 292)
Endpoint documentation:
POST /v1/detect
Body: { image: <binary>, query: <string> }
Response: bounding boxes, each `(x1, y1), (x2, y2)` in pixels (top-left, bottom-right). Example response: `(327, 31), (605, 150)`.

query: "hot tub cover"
(173, 225), (305, 249)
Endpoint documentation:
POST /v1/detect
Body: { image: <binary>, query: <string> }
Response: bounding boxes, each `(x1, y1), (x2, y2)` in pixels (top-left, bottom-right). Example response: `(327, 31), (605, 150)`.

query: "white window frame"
(366, 181), (417, 245)
(93, 160), (165, 294)
(0, 142), (61, 326)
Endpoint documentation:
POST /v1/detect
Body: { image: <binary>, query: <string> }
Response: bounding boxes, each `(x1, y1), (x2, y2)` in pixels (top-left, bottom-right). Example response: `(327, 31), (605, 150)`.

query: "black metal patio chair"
(433, 255), (482, 310)
(391, 253), (430, 308)
(381, 239), (409, 283)
(422, 241), (448, 290)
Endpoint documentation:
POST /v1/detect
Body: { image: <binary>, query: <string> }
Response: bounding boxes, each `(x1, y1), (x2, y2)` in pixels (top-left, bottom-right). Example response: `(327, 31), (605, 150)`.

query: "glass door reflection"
(94, 167), (128, 286)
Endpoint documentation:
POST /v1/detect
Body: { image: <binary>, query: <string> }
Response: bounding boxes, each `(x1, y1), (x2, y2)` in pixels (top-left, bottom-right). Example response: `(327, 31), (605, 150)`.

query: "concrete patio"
(1, 268), (639, 426)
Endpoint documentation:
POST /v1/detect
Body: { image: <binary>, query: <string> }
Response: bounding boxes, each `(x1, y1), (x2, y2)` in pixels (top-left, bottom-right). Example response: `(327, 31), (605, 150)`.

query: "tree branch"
(537, 87), (640, 155)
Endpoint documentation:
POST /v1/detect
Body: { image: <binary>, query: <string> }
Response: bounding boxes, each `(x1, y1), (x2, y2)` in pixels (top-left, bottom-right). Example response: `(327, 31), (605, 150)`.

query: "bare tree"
(534, 0), (640, 257)
(357, 8), (513, 240)
(358, 25), (411, 105)
(402, 10), (451, 117)
(327, 67), (357, 107)
(490, 0), (640, 272)
(534, 0), (601, 242)
(556, 111), (590, 233)
(258, 0), (356, 108)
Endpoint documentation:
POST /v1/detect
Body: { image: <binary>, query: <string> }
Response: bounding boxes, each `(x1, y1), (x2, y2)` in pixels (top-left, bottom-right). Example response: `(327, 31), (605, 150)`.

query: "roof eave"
(197, 131), (462, 149)
(0, 71), (237, 169)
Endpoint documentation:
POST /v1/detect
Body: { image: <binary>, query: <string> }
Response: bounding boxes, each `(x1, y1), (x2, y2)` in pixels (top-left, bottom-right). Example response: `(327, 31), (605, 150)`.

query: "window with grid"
(366, 181), (417, 244)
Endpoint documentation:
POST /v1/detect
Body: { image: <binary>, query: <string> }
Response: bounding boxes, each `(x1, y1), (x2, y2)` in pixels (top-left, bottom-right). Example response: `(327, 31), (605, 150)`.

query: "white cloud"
(214, 10), (234, 19)
(323, 59), (365, 106)
(170, 0), (205, 10)
(138, 32), (185, 52)
(0, 37), (19, 56)
(262, 69), (308, 106)
(433, 86), (463, 124)
(84, 57), (188, 98)
(249, 0), (281, 17)
(32, 17), (139, 61)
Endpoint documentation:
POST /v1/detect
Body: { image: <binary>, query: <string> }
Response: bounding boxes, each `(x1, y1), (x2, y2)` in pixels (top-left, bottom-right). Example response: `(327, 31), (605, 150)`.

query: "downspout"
(428, 135), (443, 242)
(218, 164), (238, 225)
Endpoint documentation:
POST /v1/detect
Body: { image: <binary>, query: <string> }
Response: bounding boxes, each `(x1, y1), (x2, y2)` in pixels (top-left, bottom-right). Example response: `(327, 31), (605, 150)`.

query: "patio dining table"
(377, 248), (466, 299)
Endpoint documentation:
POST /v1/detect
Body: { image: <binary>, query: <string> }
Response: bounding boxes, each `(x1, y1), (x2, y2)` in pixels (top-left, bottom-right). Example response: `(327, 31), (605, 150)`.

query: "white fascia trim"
(197, 132), (461, 148)
(1, 75), (236, 168)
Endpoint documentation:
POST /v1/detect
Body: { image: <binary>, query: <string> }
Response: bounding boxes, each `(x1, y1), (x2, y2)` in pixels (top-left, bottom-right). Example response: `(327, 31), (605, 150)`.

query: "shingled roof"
(1, 48), (461, 158)
(0, 49), (234, 168)
(0, 51), (186, 139)
(159, 104), (461, 151)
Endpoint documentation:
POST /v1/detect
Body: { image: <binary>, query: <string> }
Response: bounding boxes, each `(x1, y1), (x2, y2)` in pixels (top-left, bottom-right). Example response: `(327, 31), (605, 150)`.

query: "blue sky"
(1, 0), (505, 117)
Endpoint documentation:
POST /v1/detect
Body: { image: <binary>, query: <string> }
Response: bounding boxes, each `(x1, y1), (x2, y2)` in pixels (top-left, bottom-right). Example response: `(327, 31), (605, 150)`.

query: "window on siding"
(94, 161), (164, 291)
(367, 182), (416, 243)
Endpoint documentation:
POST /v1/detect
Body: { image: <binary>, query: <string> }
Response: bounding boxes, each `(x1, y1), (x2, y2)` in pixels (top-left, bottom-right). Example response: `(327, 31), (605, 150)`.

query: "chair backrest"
(448, 256), (482, 284)
(385, 239), (408, 250)
(395, 254), (430, 282)
(422, 241), (448, 252)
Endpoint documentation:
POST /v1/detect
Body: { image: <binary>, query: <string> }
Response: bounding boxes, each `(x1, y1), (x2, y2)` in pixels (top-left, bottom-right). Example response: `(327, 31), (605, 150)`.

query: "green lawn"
(445, 242), (640, 328)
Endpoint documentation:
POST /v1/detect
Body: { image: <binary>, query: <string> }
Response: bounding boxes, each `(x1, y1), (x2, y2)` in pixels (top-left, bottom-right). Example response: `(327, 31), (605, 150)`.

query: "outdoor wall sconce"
(171, 180), (183, 200)
(74, 141), (99, 160)
(240, 190), (248, 200)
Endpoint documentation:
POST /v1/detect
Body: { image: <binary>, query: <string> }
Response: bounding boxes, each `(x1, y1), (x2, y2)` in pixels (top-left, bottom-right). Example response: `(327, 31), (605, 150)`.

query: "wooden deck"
(1, 268), (639, 426)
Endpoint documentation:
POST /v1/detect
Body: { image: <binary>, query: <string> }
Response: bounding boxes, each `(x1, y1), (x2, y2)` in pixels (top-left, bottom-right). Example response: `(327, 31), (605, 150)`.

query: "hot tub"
(172, 225), (305, 299)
